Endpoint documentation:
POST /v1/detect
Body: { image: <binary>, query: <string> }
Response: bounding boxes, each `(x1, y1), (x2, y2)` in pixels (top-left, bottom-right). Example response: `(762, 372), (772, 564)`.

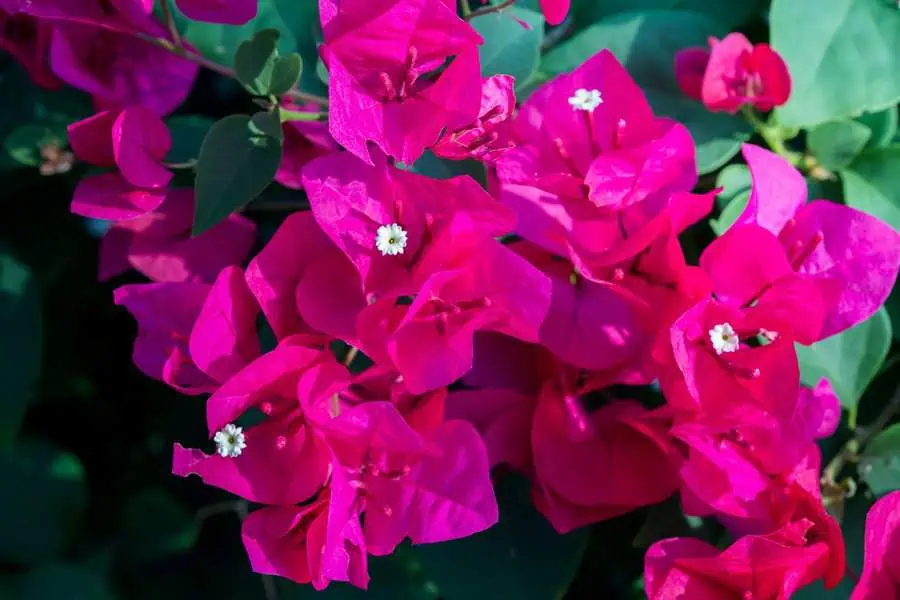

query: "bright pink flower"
(245, 211), (364, 342)
(538, 0), (569, 25)
(432, 74), (516, 162)
(319, 0), (483, 164)
(851, 491), (900, 599)
(302, 151), (514, 296)
(675, 33), (791, 113)
(49, 20), (197, 114)
(734, 144), (900, 337)
(496, 50), (703, 271)
(96, 188), (256, 284)
(274, 102), (337, 190)
(0, 10), (61, 89)
(356, 214), (551, 393)
(114, 280), (216, 394)
(68, 107), (173, 189)
(175, 0), (258, 25)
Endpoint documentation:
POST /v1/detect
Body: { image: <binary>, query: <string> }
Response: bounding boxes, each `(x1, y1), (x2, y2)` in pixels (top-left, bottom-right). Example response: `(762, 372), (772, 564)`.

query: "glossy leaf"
(808, 120), (871, 171)
(772, 0), (900, 127)
(472, 7), (544, 91)
(796, 308), (892, 412)
(234, 29), (282, 96)
(841, 146), (900, 230)
(859, 423), (900, 497)
(193, 114), (282, 235)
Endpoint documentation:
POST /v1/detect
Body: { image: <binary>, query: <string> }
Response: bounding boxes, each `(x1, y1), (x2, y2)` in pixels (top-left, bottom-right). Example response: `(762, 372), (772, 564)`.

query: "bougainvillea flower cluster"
(8, 0), (894, 595)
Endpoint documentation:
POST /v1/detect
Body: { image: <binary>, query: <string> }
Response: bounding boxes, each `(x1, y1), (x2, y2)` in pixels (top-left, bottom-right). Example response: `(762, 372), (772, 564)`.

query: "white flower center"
(375, 223), (408, 256)
(214, 424), (247, 458)
(709, 323), (740, 355)
(568, 88), (603, 112)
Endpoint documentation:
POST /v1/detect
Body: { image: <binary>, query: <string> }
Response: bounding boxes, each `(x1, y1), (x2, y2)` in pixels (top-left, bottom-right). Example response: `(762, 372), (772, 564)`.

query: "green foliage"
(414, 475), (588, 600)
(165, 116), (214, 164)
(193, 114), (283, 235)
(120, 490), (200, 563)
(543, 10), (751, 174)
(772, 0), (900, 127)
(842, 146), (900, 231)
(17, 563), (115, 600)
(860, 423), (900, 496)
(857, 108), (898, 149)
(472, 7), (544, 90)
(797, 308), (893, 413)
(709, 164), (751, 235)
(571, 0), (764, 30)
(234, 29), (302, 97)
(0, 249), (41, 444)
(0, 440), (86, 565)
(808, 120), (872, 171)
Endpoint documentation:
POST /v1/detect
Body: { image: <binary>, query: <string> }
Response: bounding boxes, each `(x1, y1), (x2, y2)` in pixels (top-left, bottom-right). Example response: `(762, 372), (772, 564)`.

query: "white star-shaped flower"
(709, 323), (740, 355)
(214, 424), (247, 458)
(375, 223), (408, 256)
(568, 88), (603, 112)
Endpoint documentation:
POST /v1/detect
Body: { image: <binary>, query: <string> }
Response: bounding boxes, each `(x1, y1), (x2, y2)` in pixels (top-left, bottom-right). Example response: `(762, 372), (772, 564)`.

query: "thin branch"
(159, 0), (183, 51)
(823, 385), (900, 485)
(342, 346), (359, 367)
(465, 0), (514, 19)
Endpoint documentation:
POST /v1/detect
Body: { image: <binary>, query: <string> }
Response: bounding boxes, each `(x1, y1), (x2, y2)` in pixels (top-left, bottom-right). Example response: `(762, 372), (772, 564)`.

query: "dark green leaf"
(414, 475), (587, 600)
(542, 11), (751, 174)
(808, 120), (872, 171)
(120, 489), (200, 562)
(709, 164), (751, 235)
(857, 107), (898, 149)
(250, 111), (285, 142)
(860, 423), (900, 496)
(572, 0), (764, 30)
(3, 124), (67, 168)
(18, 564), (115, 600)
(796, 308), (892, 412)
(0, 249), (41, 444)
(841, 146), (900, 230)
(0, 439), (86, 565)
(410, 151), (486, 185)
(234, 29), (282, 96)
(472, 7), (544, 90)
(193, 114), (283, 235)
(165, 116), (214, 164)
(772, 0), (900, 127)
(269, 53), (303, 96)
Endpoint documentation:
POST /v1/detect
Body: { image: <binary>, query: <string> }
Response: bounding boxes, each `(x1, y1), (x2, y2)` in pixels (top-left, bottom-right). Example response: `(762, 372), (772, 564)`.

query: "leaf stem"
(741, 106), (802, 167)
(459, 0), (472, 18)
(342, 346), (359, 367)
(159, 0), (183, 51)
(136, 33), (329, 106)
(279, 107), (327, 122)
(823, 384), (900, 485)
(466, 0), (515, 19)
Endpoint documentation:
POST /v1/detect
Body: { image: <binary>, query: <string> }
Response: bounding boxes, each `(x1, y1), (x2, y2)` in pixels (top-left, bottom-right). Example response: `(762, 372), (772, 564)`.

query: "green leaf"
(713, 164), (751, 210)
(18, 564), (115, 600)
(542, 10), (751, 174)
(808, 120), (872, 171)
(0, 249), (41, 445)
(796, 308), (892, 412)
(772, 0), (900, 127)
(414, 474), (587, 600)
(234, 29), (282, 96)
(860, 423), (900, 496)
(472, 7), (544, 91)
(709, 193), (749, 236)
(270, 53), (303, 96)
(193, 114), (283, 235)
(3, 124), (67, 168)
(842, 146), (900, 230)
(0, 439), (86, 565)
(572, 0), (764, 30)
(120, 489), (199, 562)
(250, 111), (285, 142)
(857, 107), (898, 149)
(165, 116), (213, 164)
(410, 151), (486, 185)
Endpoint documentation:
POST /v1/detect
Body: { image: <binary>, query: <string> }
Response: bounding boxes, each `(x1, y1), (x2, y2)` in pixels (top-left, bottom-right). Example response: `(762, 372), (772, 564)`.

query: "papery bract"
(175, 0), (258, 25)
(851, 491), (900, 599)
(432, 74), (516, 162)
(319, 0), (483, 164)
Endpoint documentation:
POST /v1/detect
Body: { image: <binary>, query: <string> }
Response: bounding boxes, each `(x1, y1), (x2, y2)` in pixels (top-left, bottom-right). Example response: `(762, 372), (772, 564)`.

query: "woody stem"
(822, 384), (900, 485)
(135, 33), (329, 106)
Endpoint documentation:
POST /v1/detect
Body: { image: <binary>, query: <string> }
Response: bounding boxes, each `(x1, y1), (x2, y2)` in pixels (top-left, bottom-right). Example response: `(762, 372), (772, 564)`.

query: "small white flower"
(568, 88), (603, 112)
(375, 223), (408, 256)
(214, 424), (247, 458)
(709, 322), (740, 355)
